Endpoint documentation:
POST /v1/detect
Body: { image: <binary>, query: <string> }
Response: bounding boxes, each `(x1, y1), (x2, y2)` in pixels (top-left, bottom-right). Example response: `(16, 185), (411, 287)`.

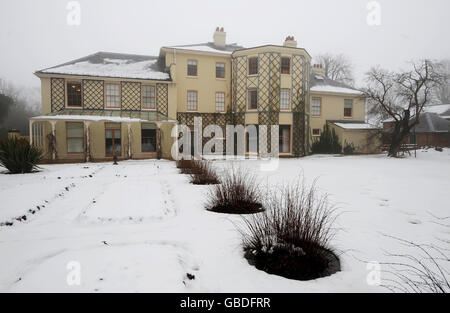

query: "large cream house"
(31, 28), (375, 163)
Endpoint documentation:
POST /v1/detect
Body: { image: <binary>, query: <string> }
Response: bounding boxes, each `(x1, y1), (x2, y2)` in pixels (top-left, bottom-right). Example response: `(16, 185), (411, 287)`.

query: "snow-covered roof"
(329, 120), (379, 130)
(163, 42), (244, 55)
(31, 109), (176, 123)
(36, 52), (171, 81)
(424, 104), (450, 115)
(383, 112), (450, 133)
(32, 114), (147, 123)
(310, 73), (363, 96)
(333, 123), (378, 130)
(310, 85), (363, 95)
(413, 112), (450, 133)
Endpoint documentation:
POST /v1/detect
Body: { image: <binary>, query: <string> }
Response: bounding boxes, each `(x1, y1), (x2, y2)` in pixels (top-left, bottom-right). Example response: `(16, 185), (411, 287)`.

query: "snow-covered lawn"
(0, 149), (449, 292)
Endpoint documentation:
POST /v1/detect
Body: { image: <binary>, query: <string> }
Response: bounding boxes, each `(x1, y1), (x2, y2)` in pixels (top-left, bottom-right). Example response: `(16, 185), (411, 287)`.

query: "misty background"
(1, 0), (449, 137)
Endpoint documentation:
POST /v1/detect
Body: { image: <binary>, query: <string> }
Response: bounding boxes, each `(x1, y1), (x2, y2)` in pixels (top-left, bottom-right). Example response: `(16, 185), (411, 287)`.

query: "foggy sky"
(1, 0), (449, 89)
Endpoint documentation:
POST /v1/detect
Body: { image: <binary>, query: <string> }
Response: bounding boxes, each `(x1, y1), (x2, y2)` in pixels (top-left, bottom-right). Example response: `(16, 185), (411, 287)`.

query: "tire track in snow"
(75, 164), (177, 224)
(0, 165), (106, 228)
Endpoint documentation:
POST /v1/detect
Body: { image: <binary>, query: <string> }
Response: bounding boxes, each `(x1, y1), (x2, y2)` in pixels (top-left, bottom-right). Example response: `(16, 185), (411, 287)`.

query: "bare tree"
(315, 53), (354, 86)
(364, 60), (442, 157)
(0, 79), (40, 138)
(433, 59), (450, 104)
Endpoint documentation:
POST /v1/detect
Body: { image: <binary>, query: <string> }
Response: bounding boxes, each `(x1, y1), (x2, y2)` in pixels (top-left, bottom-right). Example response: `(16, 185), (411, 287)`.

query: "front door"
(105, 123), (121, 156)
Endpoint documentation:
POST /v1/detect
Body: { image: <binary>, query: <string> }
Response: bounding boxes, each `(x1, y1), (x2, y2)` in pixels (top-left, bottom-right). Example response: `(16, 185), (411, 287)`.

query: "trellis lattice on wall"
(235, 56), (247, 113)
(247, 76), (258, 89)
(258, 53), (270, 112)
(293, 112), (305, 156)
(304, 61), (311, 153)
(83, 80), (104, 110)
(177, 112), (230, 154)
(177, 112), (229, 128)
(51, 78), (65, 112)
(269, 52), (281, 125)
(292, 55), (305, 113)
(156, 83), (169, 116)
(291, 54), (306, 156)
(177, 112), (200, 126)
(121, 82), (141, 111)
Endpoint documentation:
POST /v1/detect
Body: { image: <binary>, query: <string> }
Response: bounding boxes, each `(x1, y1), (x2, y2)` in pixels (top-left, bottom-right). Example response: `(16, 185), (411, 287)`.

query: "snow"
(31, 114), (177, 123)
(333, 122), (379, 130)
(424, 104), (450, 115)
(310, 85), (363, 95)
(0, 149), (449, 292)
(169, 45), (233, 55)
(31, 115), (148, 123)
(41, 59), (170, 81)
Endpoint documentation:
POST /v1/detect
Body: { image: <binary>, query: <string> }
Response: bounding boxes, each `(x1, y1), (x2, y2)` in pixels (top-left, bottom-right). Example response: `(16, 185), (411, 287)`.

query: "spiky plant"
(0, 137), (42, 174)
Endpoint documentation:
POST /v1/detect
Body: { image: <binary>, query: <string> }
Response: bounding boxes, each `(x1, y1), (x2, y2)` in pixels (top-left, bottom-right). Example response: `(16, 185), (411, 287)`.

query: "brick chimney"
(283, 35), (297, 48)
(213, 27), (226, 47)
(312, 64), (325, 76)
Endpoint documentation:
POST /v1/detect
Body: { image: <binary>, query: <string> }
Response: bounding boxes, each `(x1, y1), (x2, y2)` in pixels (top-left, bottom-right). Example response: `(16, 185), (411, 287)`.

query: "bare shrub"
(189, 161), (220, 185)
(176, 158), (192, 169)
(239, 180), (340, 280)
(176, 159), (202, 174)
(380, 235), (449, 293)
(205, 167), (263, 214)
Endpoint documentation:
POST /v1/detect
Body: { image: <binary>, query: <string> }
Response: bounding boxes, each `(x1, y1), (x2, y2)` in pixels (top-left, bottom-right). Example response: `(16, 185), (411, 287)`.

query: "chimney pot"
(312, 63), (325, 75)
(213, 27), (226, 47)
(283, 35), (297, 48)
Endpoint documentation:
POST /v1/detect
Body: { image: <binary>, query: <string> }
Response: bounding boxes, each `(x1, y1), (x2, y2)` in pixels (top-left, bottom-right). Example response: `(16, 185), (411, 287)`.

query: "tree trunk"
(388, 110), (413, 157)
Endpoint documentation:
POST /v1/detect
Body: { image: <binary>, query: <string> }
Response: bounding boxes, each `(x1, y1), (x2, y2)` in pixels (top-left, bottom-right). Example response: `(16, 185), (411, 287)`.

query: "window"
(105, 84), (120, 108)
(66, 122), (84, 153)
(280, 89), (290, 110)
(246, 125), (259, 153)
(344, 99), (353, 117)
(216, 63), (225, 78)
(187, 91), (198, 111)
(215, 92), (225, 112)
(248, 57), (258, 75)
(312, 97), (321, 116)
(279, 125), (291, 153)
(141, 124), (157, 152)
(312, 128), (321, 136)
(248, 89), (258, 110)
(187, 60), (197, 76)
(67, 82), (82, 107)
(281, 57), (290, 74)
(142, 85), (155, 110)
(105, 123), (121, 156)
